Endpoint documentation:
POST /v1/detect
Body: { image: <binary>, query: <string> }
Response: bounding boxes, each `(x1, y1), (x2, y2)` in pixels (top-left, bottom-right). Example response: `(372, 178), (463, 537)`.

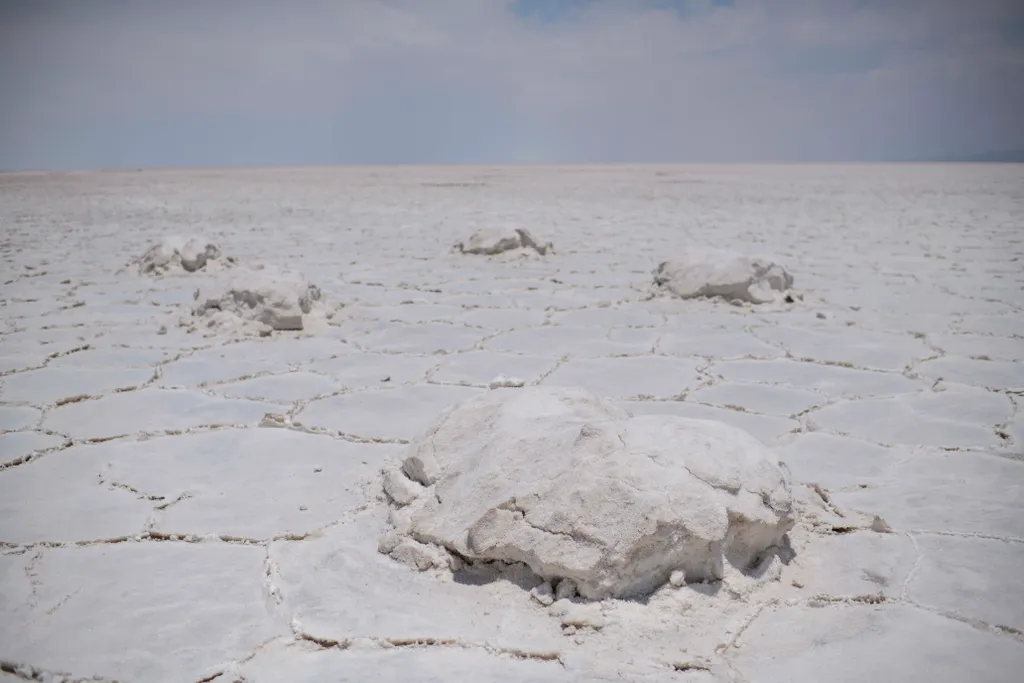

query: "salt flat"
(0, 164), (1022, 682)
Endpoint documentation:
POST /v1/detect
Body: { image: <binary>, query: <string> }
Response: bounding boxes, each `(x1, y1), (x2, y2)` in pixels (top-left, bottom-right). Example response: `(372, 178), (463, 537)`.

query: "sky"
(1, 0), (1023, 169)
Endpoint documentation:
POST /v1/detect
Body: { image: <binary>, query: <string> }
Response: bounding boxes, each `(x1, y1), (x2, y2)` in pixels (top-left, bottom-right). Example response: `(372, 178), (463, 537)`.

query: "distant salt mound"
(380, 386), (794, 600)
(453, 228), (553, 256)
(186, 265), (338, 336)
(132, 236), (230, 275)
(653, 248), (794, 304)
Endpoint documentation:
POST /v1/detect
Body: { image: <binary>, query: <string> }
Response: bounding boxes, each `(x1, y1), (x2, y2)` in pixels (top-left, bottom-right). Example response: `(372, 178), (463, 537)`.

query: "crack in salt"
(291, 630), (565, 666)
(0, 658), (115, 683)
(98, 476), (165, 502)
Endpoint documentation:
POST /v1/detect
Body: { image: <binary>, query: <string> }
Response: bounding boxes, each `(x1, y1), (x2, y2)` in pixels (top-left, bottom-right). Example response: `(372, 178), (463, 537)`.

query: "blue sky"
(0, 0), (1022, 169)
(511, 0), (734, 22)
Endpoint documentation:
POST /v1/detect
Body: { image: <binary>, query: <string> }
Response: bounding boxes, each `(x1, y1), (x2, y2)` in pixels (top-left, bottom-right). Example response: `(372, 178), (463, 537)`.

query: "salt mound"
(133, 236), (229, 275)
(453, 228), (553, 256)
(653, 248), (794, 304)
(187, 265), (338, 336)
(380, 387), (795, 600)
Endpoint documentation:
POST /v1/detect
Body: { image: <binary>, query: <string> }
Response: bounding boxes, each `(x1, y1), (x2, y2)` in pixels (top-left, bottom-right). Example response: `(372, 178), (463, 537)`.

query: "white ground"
(0, 164), (1022, 682)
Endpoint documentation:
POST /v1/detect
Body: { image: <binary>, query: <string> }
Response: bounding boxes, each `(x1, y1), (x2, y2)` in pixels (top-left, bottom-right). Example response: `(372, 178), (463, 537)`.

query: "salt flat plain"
(0, 164), (1022, 682)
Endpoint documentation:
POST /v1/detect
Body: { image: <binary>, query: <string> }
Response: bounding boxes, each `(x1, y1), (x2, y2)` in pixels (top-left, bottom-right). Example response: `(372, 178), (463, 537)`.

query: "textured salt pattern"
(130, 236), (230, 275)
(1, 165), (1021, 682)
(453, 227), (554, 256)
(382, 387), (795, 600)
(187, 265), (341, 337)
(653, 247), (794, 304)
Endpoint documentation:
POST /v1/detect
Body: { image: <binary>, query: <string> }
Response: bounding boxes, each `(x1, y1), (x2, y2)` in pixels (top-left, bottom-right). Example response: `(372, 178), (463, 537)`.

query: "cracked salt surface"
(0, 543), (285, 682)
(237, 641), (578, 683)
(41, 388), (284, 441)
(541, 355), (702, 398)
(0, 431), (66, 468)
(1, 165), (1022, 682)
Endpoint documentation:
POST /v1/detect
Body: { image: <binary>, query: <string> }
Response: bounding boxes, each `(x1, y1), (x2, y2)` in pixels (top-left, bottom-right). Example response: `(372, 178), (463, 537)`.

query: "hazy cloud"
(1, 0), (1022, 168)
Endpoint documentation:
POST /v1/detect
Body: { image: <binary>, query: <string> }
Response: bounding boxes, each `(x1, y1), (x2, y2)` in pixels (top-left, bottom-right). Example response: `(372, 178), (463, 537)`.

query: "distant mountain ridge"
(927, 149), (1024, 163)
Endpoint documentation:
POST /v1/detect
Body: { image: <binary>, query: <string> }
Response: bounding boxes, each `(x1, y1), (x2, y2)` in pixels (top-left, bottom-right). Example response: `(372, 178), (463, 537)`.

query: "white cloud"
(1, 0), (1022, 167)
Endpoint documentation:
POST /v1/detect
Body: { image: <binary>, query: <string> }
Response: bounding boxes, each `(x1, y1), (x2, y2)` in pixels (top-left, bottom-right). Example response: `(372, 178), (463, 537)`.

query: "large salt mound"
(132, 236), (229, 275)
(187, 265), (338, 336)
(653, 248), (794, 304)
(380, 386), (795, 600)
(453, 227), (553, 256)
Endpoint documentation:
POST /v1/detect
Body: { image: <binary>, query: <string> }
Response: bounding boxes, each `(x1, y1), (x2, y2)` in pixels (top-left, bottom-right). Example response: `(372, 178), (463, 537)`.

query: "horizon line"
(3, 159), (1023, 175)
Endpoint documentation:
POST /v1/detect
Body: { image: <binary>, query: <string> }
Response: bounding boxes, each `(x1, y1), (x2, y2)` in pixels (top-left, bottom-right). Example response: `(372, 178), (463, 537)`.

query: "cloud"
(0, 0), (1022, 168)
